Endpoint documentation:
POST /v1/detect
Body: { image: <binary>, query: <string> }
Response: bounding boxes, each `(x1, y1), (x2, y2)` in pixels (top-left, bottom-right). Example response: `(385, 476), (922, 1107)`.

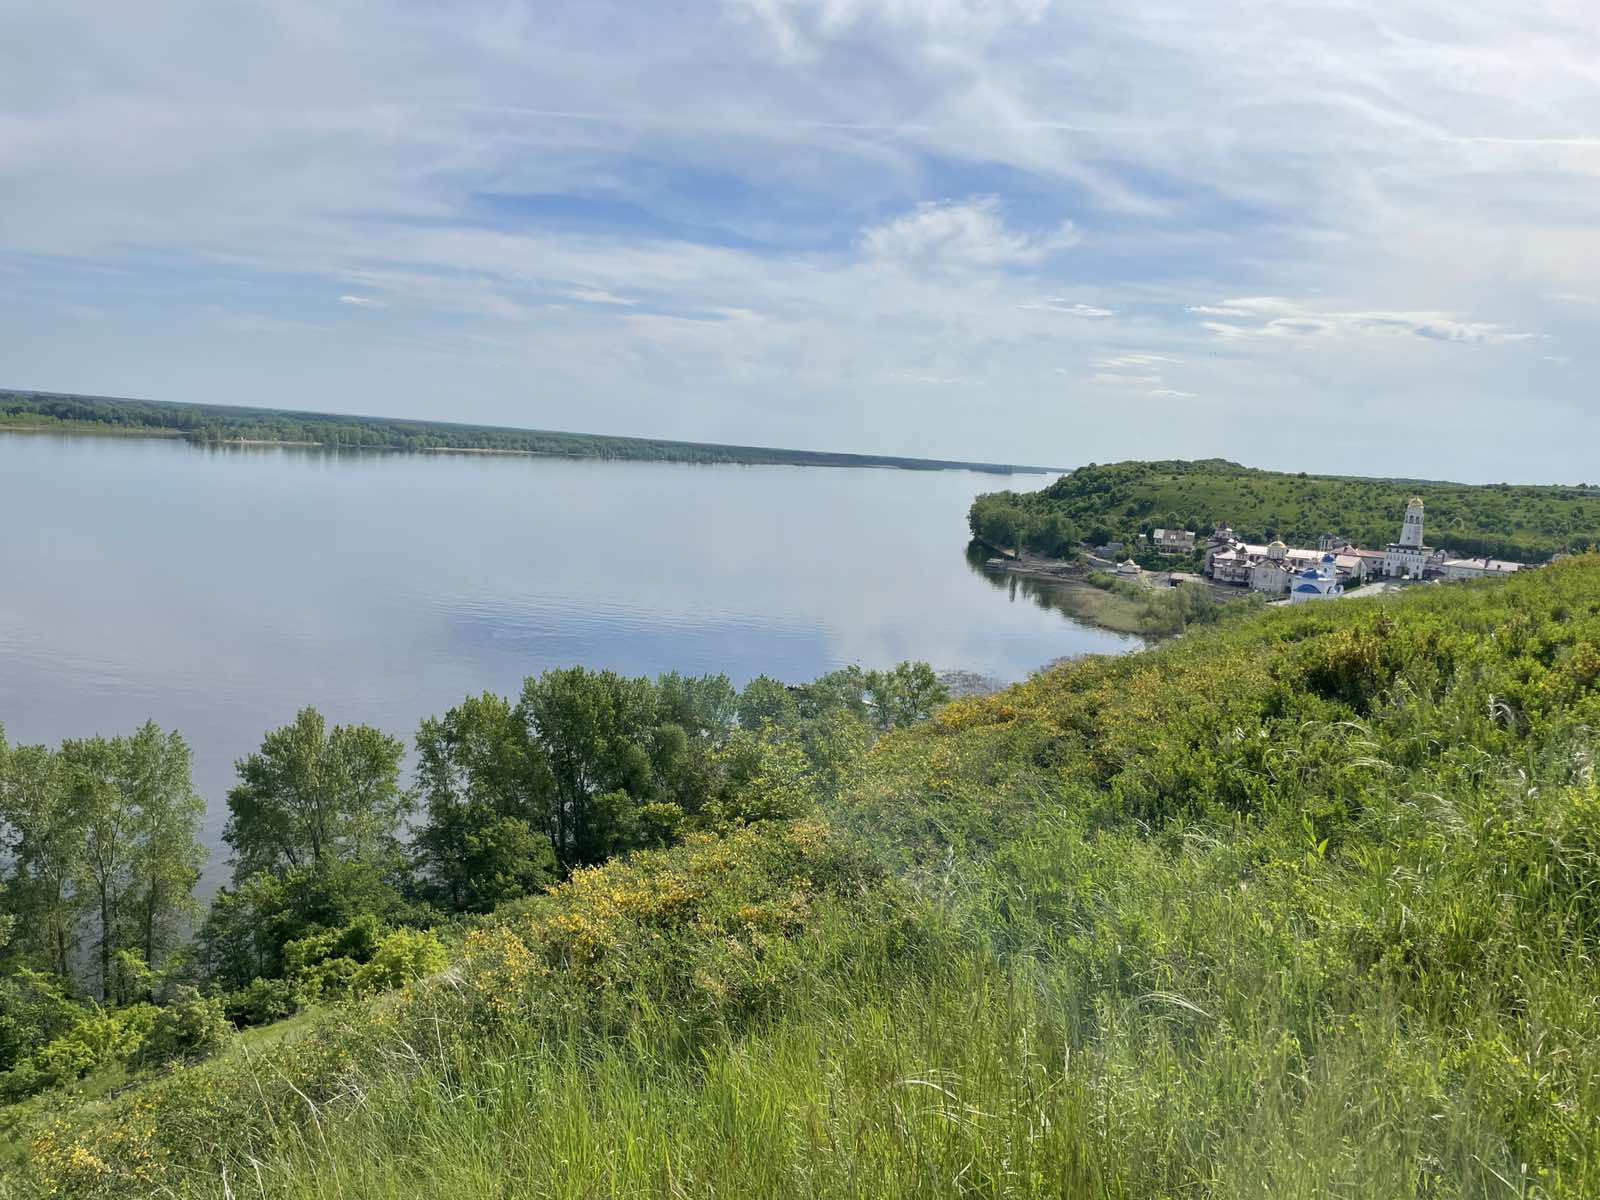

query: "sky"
(2, 0), (1596, 481)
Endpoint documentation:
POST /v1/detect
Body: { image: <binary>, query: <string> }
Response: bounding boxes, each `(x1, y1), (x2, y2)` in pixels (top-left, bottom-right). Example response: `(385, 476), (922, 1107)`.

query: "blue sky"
(2, 0), (1596, 480)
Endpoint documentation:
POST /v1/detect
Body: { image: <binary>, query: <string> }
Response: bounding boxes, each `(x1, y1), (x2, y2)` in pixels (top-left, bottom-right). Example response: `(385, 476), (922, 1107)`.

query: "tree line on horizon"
(0, 391), (1038, 472)
(0, 661), (946, 1104)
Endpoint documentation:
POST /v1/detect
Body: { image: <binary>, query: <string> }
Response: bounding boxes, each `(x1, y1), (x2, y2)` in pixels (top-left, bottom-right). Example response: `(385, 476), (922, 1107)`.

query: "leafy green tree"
(412, 693), (557, 912)
(654, 671), (738, 738)
(0, 918), (89, 1076)
(864, 662), (949, 732)
(737, 676), (800, 731)
(198, 859), (412, 991)
(518, 669), (660, 866)
(58, 724), (204, 1002)
(0, 732), (85, 981)
(414, 803), (557, 913)
(224, 707), (410, 880)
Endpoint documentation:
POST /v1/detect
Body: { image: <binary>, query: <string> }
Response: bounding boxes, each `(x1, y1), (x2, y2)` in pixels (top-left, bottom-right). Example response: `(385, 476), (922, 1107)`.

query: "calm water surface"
(0, 434), (1135, 866)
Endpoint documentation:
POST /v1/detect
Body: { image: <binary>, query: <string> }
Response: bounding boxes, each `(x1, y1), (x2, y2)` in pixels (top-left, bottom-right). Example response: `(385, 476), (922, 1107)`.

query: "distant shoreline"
(2, 389), (1065, 475)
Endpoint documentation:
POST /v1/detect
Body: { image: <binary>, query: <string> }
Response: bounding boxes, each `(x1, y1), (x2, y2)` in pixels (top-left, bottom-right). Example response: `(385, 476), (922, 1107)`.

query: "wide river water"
(0, 433), (1136, 870)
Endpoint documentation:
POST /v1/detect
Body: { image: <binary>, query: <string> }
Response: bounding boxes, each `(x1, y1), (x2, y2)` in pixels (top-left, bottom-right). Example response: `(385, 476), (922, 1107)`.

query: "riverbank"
(0, 421), (184, 439)
(973, 546), (1248, 636)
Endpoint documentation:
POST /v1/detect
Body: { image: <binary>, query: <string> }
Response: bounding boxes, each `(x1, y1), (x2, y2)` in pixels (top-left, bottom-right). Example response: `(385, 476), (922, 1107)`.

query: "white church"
(1381, 497), (1433, 579)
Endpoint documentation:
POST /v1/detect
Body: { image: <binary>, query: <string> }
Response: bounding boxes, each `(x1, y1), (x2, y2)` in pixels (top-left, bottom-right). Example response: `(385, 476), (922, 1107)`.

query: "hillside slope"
(970, 458), (1600, 561)
(26, 559), (1600, 1198)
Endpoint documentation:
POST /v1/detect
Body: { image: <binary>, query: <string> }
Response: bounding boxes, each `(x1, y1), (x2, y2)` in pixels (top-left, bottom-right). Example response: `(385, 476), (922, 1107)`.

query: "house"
(1152, 528), (1196, 554)
(1442, 557), (1524, 580)
(1342, 548), (1386, 581)
(1209, 546), (1253, 585)
(1290, 553), (1344, 603)
(1115, 559), (1142, 577)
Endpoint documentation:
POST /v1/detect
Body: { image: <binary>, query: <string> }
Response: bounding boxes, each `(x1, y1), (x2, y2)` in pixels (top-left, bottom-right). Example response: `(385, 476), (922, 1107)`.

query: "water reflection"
(963, 541), (1118, 626)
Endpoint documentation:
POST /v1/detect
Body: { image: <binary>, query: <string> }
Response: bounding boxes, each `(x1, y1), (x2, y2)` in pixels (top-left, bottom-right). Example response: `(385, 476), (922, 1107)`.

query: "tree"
(0, 731), (85, 982)
(738, 676), (800, 731)
(61, 736), (134, 1002)
(197, 858), (412, 991)
(654, 672), (738, 739)
(413, 804), (557, 914)
(59, 723), (205, 1002)
(224, 707), (409, 880)
(518, 669), (660, 867)
(864, 663), (949, 732)
(413, 693), (557, 911)
(122, 724), (205, 987)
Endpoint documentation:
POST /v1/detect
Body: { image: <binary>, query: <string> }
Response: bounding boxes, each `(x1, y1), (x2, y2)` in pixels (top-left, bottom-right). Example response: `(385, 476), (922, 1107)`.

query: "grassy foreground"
(22, 559), (1600, 1197)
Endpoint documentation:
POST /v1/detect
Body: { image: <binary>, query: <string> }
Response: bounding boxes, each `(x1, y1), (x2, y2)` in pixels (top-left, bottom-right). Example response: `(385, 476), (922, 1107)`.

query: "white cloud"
(1193, 297), (1539, 345)
(861, 197), (1077, 269)
(339, 295), (386, 308)
(569, 288), (637, 306)
(1087, 371), (1162, 386)
(1149, 388), (1197, 398)
(885, 371), (971, 385)
(1094, 353), (1181, 368)
(1018, 299), (1113, 317)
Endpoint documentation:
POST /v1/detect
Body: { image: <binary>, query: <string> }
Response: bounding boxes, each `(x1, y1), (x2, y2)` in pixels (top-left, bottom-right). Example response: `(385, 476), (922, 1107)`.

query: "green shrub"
(140, 988), (231, 1067)
(351, 929), (448, 996)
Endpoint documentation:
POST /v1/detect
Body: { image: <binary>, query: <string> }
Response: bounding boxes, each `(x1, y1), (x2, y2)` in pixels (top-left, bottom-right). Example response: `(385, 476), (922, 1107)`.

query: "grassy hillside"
(970, 458), (1600, 562)
(0, 391), (1054, 474)
(22, 559), (1600, 1198)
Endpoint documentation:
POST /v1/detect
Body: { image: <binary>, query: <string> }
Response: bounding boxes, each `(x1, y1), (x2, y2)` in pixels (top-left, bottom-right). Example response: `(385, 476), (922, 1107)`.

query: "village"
(1117, 496), (1531, 603)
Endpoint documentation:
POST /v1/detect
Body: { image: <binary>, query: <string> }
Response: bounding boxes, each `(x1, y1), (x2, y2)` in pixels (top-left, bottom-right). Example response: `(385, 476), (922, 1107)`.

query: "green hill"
(970, 458), (1600, 561)
(21, 559), (1600, 1197)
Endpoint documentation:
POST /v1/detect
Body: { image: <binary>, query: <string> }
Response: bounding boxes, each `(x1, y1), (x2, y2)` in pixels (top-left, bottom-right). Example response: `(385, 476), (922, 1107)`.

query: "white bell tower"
(1399, 497), (1425, 549)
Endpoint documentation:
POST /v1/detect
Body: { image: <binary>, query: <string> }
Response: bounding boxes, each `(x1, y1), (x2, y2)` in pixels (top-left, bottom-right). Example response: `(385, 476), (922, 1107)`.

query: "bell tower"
(1399, 497), (1424, 549)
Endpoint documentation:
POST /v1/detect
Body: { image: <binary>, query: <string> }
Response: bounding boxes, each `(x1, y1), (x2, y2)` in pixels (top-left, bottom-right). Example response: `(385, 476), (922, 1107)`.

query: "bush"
(351, 929), (448, 996)
(140, 988), (231, 1067)
(222, 976), (304, 1027)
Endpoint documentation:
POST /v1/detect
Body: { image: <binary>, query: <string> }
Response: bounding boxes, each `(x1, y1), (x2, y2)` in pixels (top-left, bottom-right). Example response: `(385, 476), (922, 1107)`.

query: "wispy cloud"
(569, 288), (637, 306)
(1018, 299), (1114, 317)
(1192, 297), (1540, 345)
(339, 295), (387, 308)
(862, 197), (1077, 269)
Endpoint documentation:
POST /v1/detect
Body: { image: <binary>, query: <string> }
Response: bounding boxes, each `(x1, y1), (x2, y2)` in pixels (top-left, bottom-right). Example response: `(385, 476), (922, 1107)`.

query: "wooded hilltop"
(11, 553), (1600, 1196)
(969, 458), (1600, 562)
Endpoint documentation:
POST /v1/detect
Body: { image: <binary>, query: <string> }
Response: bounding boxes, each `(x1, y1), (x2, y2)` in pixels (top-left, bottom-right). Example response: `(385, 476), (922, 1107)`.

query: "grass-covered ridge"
(970, 457), (1600, 561)
(0, 390), (1054, 474)
(24, 558), (1600, 1197)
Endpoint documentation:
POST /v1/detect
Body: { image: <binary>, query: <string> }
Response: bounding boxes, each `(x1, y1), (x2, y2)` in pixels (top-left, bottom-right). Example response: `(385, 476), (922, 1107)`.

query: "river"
(0, 433), (1136, 869)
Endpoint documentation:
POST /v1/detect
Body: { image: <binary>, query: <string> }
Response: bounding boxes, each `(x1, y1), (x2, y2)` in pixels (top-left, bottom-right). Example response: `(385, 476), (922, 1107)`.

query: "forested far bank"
(0, 391), (1053, 473)
(970, 457), (1600, 562)
(0, 661), (946, 1108)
